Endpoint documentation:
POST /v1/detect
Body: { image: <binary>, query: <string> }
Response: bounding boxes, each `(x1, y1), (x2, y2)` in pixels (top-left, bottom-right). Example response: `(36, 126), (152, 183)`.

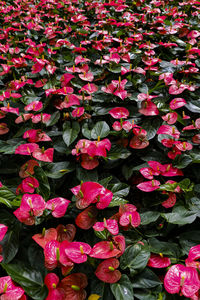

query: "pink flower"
(79, 83), (98, 94)
(0, 224), (8, 241)
(93, 219), (119, 235)
(46, 198), (70, 218)
(119, 211), (141, 228)
(95, 258), (121, 283)
(72, 107), (84, 118)
(21, 177), (39, 193)
(162, 192), (176, 208)
(0, 276), (25, 299)
(44, 273), (65, 300)
(71, 182), (113, 210)
(32, 147), (54, 162)
(185, 245), (200, 270)
(129, 134), (149, 149)
(15, 143), (39, 156)
(13, 194), (46, 225)
(169, 98), (186, 110)
(109, 107), (129, 119)
(147, 253), (171, 268)
(23, 129), (51, 143)
(162, 112), (177, 125)
(32, 228), (58, 249)
(157, 125), (180, 139)
(24, 101), (43, 112)
(139, 100), (159, 116)
(90, 241), (122, 259)
(79, 72), (94, 82)
(164, 264), (200, 298)
(62, 241), (92, 263)
(137, 180), (160, 192)
(31, 113), (51, 124)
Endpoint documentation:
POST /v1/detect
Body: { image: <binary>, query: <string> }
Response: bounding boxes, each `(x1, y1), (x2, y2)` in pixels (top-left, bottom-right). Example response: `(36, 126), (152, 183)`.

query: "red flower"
(46, 197), (70, 218)
(32, 228), (58, 249)
(95, 258), (121, 283)
(75, 206), (98, 230)
(147, 253), (171, 268)
(32, 147), (54, 162)
(59, 273), (88, 300)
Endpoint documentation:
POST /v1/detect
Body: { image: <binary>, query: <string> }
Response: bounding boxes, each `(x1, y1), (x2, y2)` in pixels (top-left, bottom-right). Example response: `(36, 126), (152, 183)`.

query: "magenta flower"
(162, 192), (176, 208)
(0, 224), (8, 241)
(46, 197), (70, 218)
(185, 245), (200, 270)
(90, 241), (122, 259)
(169, 98), (186, 110)
(44, 273), (65, 300)
(164, 264), (200, 298)
(31, 113), (51, 124)
(23, 129), (51, 143)
(15, 143), (39, 155)
(32, 147), (54, 162)
(162, 112), (178, 125)
(62, 241), (92, 263)
(147, 253), (171, 268)
(0, 276), (25, 299)
(24, 101), (43, 112)
(109, 107), (129, 119)
(93, 219), (119, 235)
(95, 258), (121, 283)
(137, 180), (160, 192)
(79, 83), (98, 94)
(14, 194), (46, 225)
(32, 228), (58, 249)
(157, 125), (180, 139)
(21, 177), (39, 193)
(72, 107), (84, 118)
(119, 211), (141, 228)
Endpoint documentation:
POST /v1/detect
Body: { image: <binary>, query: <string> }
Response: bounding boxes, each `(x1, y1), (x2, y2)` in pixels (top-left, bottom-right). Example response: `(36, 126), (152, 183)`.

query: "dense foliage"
(0, 0), (200, 299)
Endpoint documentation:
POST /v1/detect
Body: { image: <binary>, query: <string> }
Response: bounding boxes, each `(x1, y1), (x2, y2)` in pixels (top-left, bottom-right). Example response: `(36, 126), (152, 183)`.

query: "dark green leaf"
(132, 268), (161, 289)
(34, 167), (50, 200)
(63, 121), (80, 146)
(111, 275), (134, 300)
(91, 121), (110, 139)
(140, 212), (160, 225)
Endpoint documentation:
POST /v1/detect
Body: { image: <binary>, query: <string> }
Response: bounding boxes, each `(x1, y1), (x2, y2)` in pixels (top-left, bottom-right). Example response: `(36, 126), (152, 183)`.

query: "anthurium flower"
(32, 228), (58, 249)
(139, 100), (159, 116)
(32, 147), (54, 162)
(162, 112), (178, 125)
(21, 177), (39, 193)
(19, 160), (39, 178)
(164, 264), (200, 298)
(31, 113), (51, 124)
(59, 273), (88, 300)
(139, 167), (159, 180)
(72, 107), (84, 118)
(185, 245), (200, 270)
(75, 206), (98, 230)
(169, 98), (186, 110)
(71, 181), (113, 210)
(0, 123), (9, 135)
(90, 240), (122, 259)
(15, 113), (33, 124)
(44, 273), (65, 300)
(175, 141), (193, 152)
(44, 240), (73, 271)
(95, 258), (121, 283)
(0, 276), (25, 300)
(119, 211), (141, 228)
(80, 154), (100, 170)
(130, 134), (149, 149)
(15, 143), (39, 156)
(13, 194), (46, 225)
(1, 105), (19, 115)
(46, 197), (70, 218)
(157, 125), (180, 139)
(109, 107), (129, 119)
(161, 164), (183, 177)
(23, 129), (51, 143)
(93, 219), (119, 235)
(62, 241), (92, 264)
(162, 192), (176, 208)
(137, 180), (161, 192)
(56, 224), (76, 243)
(0, 224), (8, 241)
(147, 253), (171, 268)
(24, 101), (43, 112)
(79, 83), (98, 94)
(87, 139), (111, 158)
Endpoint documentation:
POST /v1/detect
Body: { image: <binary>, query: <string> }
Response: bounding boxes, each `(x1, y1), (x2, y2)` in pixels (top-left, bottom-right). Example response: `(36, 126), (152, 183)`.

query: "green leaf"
(140, 212), (160, 225)
(148, 238), (181, 257)
(142, 118), (161, 140)
(82, 122), (92, 139)
(120, 244), (150, 276)
(108, 144), (131, 160)
(76, 166), (98, 182)
(91, 121), (110, 139)
(1, 222), (20, 264)
(44, 161), (75, 179)
(46, 111), (60, 126)
(161, 206), (197, 225)
(173, 154), (192, 169)
(109, 182), (130, 197)
(109, 196), (128, 207)
(90, 278), (114, 300)
(34, 167), (50, 200)
(111, 275), (134, 300)
(63, 121), (80, 146)
(132, 268), (161, 289)
(0, 186), (16, 208)
(1, 261), (48, 300)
